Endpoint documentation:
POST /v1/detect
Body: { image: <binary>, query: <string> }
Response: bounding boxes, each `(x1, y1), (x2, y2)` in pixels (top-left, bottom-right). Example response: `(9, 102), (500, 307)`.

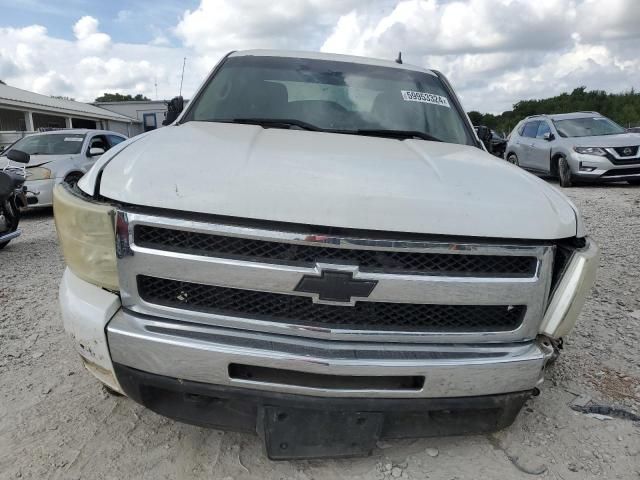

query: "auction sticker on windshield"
(401, 90), (450, 108)
(64, 137), (83, 142)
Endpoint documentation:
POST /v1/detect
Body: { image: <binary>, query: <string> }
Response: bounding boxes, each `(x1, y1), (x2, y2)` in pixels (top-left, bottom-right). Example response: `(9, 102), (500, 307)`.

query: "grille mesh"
(137, 275), (526, 332)
(135, 225), (536, 277)
(613, 146), (639, 157)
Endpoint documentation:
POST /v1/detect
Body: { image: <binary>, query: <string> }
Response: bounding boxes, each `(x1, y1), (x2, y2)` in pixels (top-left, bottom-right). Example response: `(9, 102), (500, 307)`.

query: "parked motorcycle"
(0, 149), (29, 249)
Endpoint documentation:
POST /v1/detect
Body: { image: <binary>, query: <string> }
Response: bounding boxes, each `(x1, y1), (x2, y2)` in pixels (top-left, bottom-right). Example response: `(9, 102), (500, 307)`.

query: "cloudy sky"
(1, 0), (639, 113)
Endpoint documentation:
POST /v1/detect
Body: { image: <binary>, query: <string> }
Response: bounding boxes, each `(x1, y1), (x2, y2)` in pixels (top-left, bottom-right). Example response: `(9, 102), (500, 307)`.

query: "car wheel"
(506, 153), (519, 166)
(0, 227), (17, 250)
(64, 172), (84, 187)
(627, 179), (640, 185)
(558, 156), (573, 187)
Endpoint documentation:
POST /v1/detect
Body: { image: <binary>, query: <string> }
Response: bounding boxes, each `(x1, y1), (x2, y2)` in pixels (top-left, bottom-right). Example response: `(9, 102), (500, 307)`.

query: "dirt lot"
(1, 182), (639, 480)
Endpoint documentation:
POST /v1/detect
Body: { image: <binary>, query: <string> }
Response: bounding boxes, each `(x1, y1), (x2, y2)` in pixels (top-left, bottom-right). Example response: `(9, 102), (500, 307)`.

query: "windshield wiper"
(213, 118), (322, 131)
(353, 129), (443, 142)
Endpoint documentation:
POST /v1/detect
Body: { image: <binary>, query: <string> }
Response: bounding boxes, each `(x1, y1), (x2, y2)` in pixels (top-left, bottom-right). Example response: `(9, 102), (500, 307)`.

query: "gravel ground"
(1, 182), (639, 480)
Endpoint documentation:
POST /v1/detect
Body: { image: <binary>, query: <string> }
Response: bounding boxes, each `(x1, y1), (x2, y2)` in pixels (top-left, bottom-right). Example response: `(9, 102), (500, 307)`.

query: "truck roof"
(229, 49), (437, 76)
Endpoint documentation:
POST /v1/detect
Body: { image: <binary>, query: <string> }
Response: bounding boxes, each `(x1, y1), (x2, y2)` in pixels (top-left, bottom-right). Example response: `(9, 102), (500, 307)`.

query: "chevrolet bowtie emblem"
(295, 270), (378, 304)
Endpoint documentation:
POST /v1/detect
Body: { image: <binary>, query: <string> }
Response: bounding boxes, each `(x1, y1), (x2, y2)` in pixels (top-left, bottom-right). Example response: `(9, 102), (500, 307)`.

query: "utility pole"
(179, 57), (186, 97)
(154, 76), (158, 100)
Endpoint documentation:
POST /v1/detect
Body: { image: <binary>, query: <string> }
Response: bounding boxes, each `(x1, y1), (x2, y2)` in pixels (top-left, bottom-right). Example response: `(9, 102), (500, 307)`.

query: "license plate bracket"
(261, 406), (383, 460)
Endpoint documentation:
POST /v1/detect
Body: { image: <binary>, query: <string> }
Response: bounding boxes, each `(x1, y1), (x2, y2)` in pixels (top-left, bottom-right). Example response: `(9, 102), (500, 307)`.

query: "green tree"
(0, 79), (6, 85)
(95, 92), (151, 102)
(467, 111), (483, 125)
(468, 87), (640, 132)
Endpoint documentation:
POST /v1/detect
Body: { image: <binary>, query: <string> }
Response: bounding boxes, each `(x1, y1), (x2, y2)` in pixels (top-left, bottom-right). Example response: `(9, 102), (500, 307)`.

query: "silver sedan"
(0, 129), (127, 207)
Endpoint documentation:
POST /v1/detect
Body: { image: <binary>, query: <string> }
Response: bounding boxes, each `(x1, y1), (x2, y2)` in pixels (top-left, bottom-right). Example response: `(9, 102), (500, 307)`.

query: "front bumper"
(115, 363), (533, 459)
(24, 178), (57, 207)
(569, 153), (640, 182)
(59, 267), (544, 458)
(107, 309), (549, 399)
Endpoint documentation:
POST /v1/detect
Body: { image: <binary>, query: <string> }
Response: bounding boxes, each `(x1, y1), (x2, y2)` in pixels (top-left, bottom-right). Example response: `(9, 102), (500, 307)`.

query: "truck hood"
(94, 121), (578, 240)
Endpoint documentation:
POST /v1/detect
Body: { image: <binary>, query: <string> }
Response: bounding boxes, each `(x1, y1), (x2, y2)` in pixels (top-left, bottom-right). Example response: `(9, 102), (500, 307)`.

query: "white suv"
(505, 112), (640, 187)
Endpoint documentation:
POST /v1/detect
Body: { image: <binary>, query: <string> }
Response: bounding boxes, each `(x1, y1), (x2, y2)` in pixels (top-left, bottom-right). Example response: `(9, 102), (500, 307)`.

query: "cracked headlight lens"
(53, 184), (118, 290)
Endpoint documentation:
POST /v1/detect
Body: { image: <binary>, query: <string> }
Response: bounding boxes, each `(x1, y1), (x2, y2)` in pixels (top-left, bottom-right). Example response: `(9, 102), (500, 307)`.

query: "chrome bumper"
(107, 309), (551, 399)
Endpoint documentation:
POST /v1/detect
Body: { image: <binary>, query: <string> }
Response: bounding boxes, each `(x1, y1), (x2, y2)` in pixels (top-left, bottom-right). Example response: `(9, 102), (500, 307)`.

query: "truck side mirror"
(6, 149), (30, 164)
(163, 96), (184, 125)
(543, 132), (555, 141)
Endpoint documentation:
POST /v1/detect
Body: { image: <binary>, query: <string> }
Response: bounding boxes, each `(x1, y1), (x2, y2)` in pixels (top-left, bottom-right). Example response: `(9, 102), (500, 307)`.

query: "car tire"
(0, 226), (17, 250)
(558, 156), (573, 188)
(64, 172), (84, 187)
(506, 153), (519, 166)
(627, 179), (640, 185)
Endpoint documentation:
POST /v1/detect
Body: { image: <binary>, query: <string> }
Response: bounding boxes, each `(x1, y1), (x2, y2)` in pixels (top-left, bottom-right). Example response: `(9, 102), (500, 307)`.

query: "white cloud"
(0, 1), (639, 113)
(73, 16), (112, 53)
(320, 0), (640, 112)
(0, 21), (188, 101)
(116, 10), (133, 23)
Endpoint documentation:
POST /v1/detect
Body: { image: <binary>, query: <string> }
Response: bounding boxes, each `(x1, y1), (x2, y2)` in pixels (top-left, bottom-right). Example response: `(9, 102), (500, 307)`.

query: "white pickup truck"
(54, 50), (598, 460)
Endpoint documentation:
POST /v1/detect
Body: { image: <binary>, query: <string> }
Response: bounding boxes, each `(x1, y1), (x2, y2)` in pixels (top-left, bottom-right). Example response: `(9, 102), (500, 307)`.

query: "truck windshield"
(184, 55), (474, 146)
(8, 134), (85, 155)
(553, 117), (626, 138)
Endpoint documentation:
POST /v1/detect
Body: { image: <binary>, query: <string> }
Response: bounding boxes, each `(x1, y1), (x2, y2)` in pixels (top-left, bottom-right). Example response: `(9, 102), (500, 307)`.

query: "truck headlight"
(53, 184), (119, 291)
(27, 167), (52, 181)
(540, 238), (599, 338)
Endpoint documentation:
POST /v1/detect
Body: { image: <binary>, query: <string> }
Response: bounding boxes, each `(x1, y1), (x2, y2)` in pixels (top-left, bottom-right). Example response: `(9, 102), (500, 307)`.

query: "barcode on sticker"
(401, 90), (450, 108)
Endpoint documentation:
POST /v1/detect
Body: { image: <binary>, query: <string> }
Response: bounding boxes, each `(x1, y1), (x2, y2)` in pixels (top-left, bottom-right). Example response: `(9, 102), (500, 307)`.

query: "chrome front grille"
(134, 225), (537, 277)
(117, 211), (554, 344)
(137, 275), (526, 332)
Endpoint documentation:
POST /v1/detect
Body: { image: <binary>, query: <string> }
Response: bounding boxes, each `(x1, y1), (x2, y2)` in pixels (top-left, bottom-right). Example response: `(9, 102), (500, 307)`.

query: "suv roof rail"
(524, 111), (601, 121)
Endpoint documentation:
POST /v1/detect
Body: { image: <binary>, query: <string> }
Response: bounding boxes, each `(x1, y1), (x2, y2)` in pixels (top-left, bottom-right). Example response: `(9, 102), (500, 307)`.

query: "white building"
(0, 83), (140, 148)
(93, 100), (170, 136)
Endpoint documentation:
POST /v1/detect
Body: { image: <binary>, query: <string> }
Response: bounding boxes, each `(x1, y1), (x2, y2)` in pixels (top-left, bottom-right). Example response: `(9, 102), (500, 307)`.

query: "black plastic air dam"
(114, 364), (533, 460)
